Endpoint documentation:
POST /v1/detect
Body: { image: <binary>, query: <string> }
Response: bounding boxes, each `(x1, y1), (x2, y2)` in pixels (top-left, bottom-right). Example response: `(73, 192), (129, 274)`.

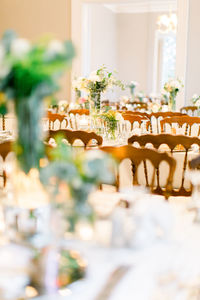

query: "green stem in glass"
(15, 95), (44, 174)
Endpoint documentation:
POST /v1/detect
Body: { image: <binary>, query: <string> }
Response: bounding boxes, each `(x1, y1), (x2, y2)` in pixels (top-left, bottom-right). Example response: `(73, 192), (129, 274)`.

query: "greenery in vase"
(72, 66), (124, 112)
(0, 30), (75, 173)
(163, 78), (183, 110)
(99, 110), (121, 140)
(127, 81), (138, 99)
(40, 138), (115, 230)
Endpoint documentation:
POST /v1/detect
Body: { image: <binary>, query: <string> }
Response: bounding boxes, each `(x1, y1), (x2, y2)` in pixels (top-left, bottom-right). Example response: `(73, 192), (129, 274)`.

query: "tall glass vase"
(89, 92), (101, 113)
(130, 87), (135, 100)
(168, 94), (176, 111)
(14, 94), (45, 174)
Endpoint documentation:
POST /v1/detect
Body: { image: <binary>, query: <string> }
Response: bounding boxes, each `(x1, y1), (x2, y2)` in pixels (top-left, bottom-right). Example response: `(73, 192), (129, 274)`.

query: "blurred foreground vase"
(3, 168), (50, 244)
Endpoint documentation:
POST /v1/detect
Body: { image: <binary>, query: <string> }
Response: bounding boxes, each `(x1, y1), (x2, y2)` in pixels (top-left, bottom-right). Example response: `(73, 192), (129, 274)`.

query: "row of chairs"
(46, 129), (200, 198)
(1, 131), (200, 199)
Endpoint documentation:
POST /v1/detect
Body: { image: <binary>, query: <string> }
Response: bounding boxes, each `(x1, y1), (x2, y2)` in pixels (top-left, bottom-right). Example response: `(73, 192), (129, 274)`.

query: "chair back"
(149, 112), (185, 134)
(122, 114), (150, 131)
(128, 133), (200, 196)
(160, 115), (200, 136)
(68, 109), (89, 116)
(122, 111), (150, 119)
(180, 106), (198, 116)
(48, 129), (103, 148)
(47, 112), (68, 130)
(101, 145), (176, 199)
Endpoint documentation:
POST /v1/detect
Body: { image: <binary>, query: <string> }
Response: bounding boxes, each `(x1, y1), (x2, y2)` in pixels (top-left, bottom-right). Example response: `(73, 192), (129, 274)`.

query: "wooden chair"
(122, 114), (150, 132)
(149, 112), (185, 134)
(47, 129), (103, 148)
(0, 141), (13, 187)
(180, 106), (198, 116)
(68, 109), (90, 116)
(128, 134), (200, 196)
(100, 145), (176, 199)
(121, 111), (150, 119)
(160, 115), (200, 136)
(47, 112), (68, 130)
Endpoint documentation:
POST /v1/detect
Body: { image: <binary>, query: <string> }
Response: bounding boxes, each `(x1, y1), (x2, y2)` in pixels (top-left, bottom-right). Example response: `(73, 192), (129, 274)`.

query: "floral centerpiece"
(136, 91), (145, 102)
(99, 110), (122, 140)
(163, 78), (183, 111)
(148, 101), (161, 113)
(0, 30), (75, 174)
(73, 66), (124, 112)
(127, 81), (138, 100)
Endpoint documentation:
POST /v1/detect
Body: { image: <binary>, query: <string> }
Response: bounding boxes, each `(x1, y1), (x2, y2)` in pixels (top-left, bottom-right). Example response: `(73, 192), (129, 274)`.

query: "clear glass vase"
(89, 92), (101, 113)
(168, 94), (176, 111)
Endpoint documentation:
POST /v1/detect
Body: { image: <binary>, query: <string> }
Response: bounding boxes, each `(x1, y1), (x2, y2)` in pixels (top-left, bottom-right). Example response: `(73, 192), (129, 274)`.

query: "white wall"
(117, 12), (162, 97)
(185, 0), (200, 102)
(85, 4), (118, 100)
(0, 0), (72, 100)
(117, 13), (148, 95)
(90, 5), (117, 72)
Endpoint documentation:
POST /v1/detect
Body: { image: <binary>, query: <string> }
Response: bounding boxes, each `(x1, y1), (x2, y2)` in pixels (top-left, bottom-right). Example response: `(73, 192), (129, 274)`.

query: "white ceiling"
(102, 1), (177, 14)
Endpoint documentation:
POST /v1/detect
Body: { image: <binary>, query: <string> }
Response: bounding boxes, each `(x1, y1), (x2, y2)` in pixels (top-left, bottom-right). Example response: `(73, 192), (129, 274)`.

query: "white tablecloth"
(36, 196), (200, 300)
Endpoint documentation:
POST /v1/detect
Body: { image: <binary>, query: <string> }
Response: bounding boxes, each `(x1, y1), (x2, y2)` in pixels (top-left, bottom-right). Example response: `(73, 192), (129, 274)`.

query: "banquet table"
(35, 195), (200, 300)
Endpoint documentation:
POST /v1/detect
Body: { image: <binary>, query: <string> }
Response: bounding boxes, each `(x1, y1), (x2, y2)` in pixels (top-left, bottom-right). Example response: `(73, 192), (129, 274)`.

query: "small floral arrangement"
(99, 110), (122, 139)
(127, 81), (138, 98)
(163, 78), (183, 111)
(191, 94), (200, 106)
(41, 139), (115, 230)
(148, 101), (161, 113)
(136, 91), (145, 102)
(73, 66), (124, 111)
(78, 97), (89, 109)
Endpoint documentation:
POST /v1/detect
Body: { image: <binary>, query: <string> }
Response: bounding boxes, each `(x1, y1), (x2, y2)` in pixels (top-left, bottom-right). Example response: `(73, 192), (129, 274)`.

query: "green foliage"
(0, 31), (75, 173)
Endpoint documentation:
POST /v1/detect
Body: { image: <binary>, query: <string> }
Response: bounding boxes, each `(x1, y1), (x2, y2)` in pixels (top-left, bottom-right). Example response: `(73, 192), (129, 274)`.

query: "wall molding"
(104, 1), (177, 14)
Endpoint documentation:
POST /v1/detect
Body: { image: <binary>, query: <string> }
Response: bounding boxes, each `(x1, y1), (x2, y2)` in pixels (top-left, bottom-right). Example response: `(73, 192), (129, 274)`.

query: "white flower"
(88, 71), (101, 83)
(116, 112), (124, 122)
(11, 38), (31, 58)
(196, 99), (200, 107)
(0, 64), (10, 79)
(47, 39), (65, 56)
(193, 94), (199, 99)
(0, 44), (5, 64)
(130, 81), (138, 87)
